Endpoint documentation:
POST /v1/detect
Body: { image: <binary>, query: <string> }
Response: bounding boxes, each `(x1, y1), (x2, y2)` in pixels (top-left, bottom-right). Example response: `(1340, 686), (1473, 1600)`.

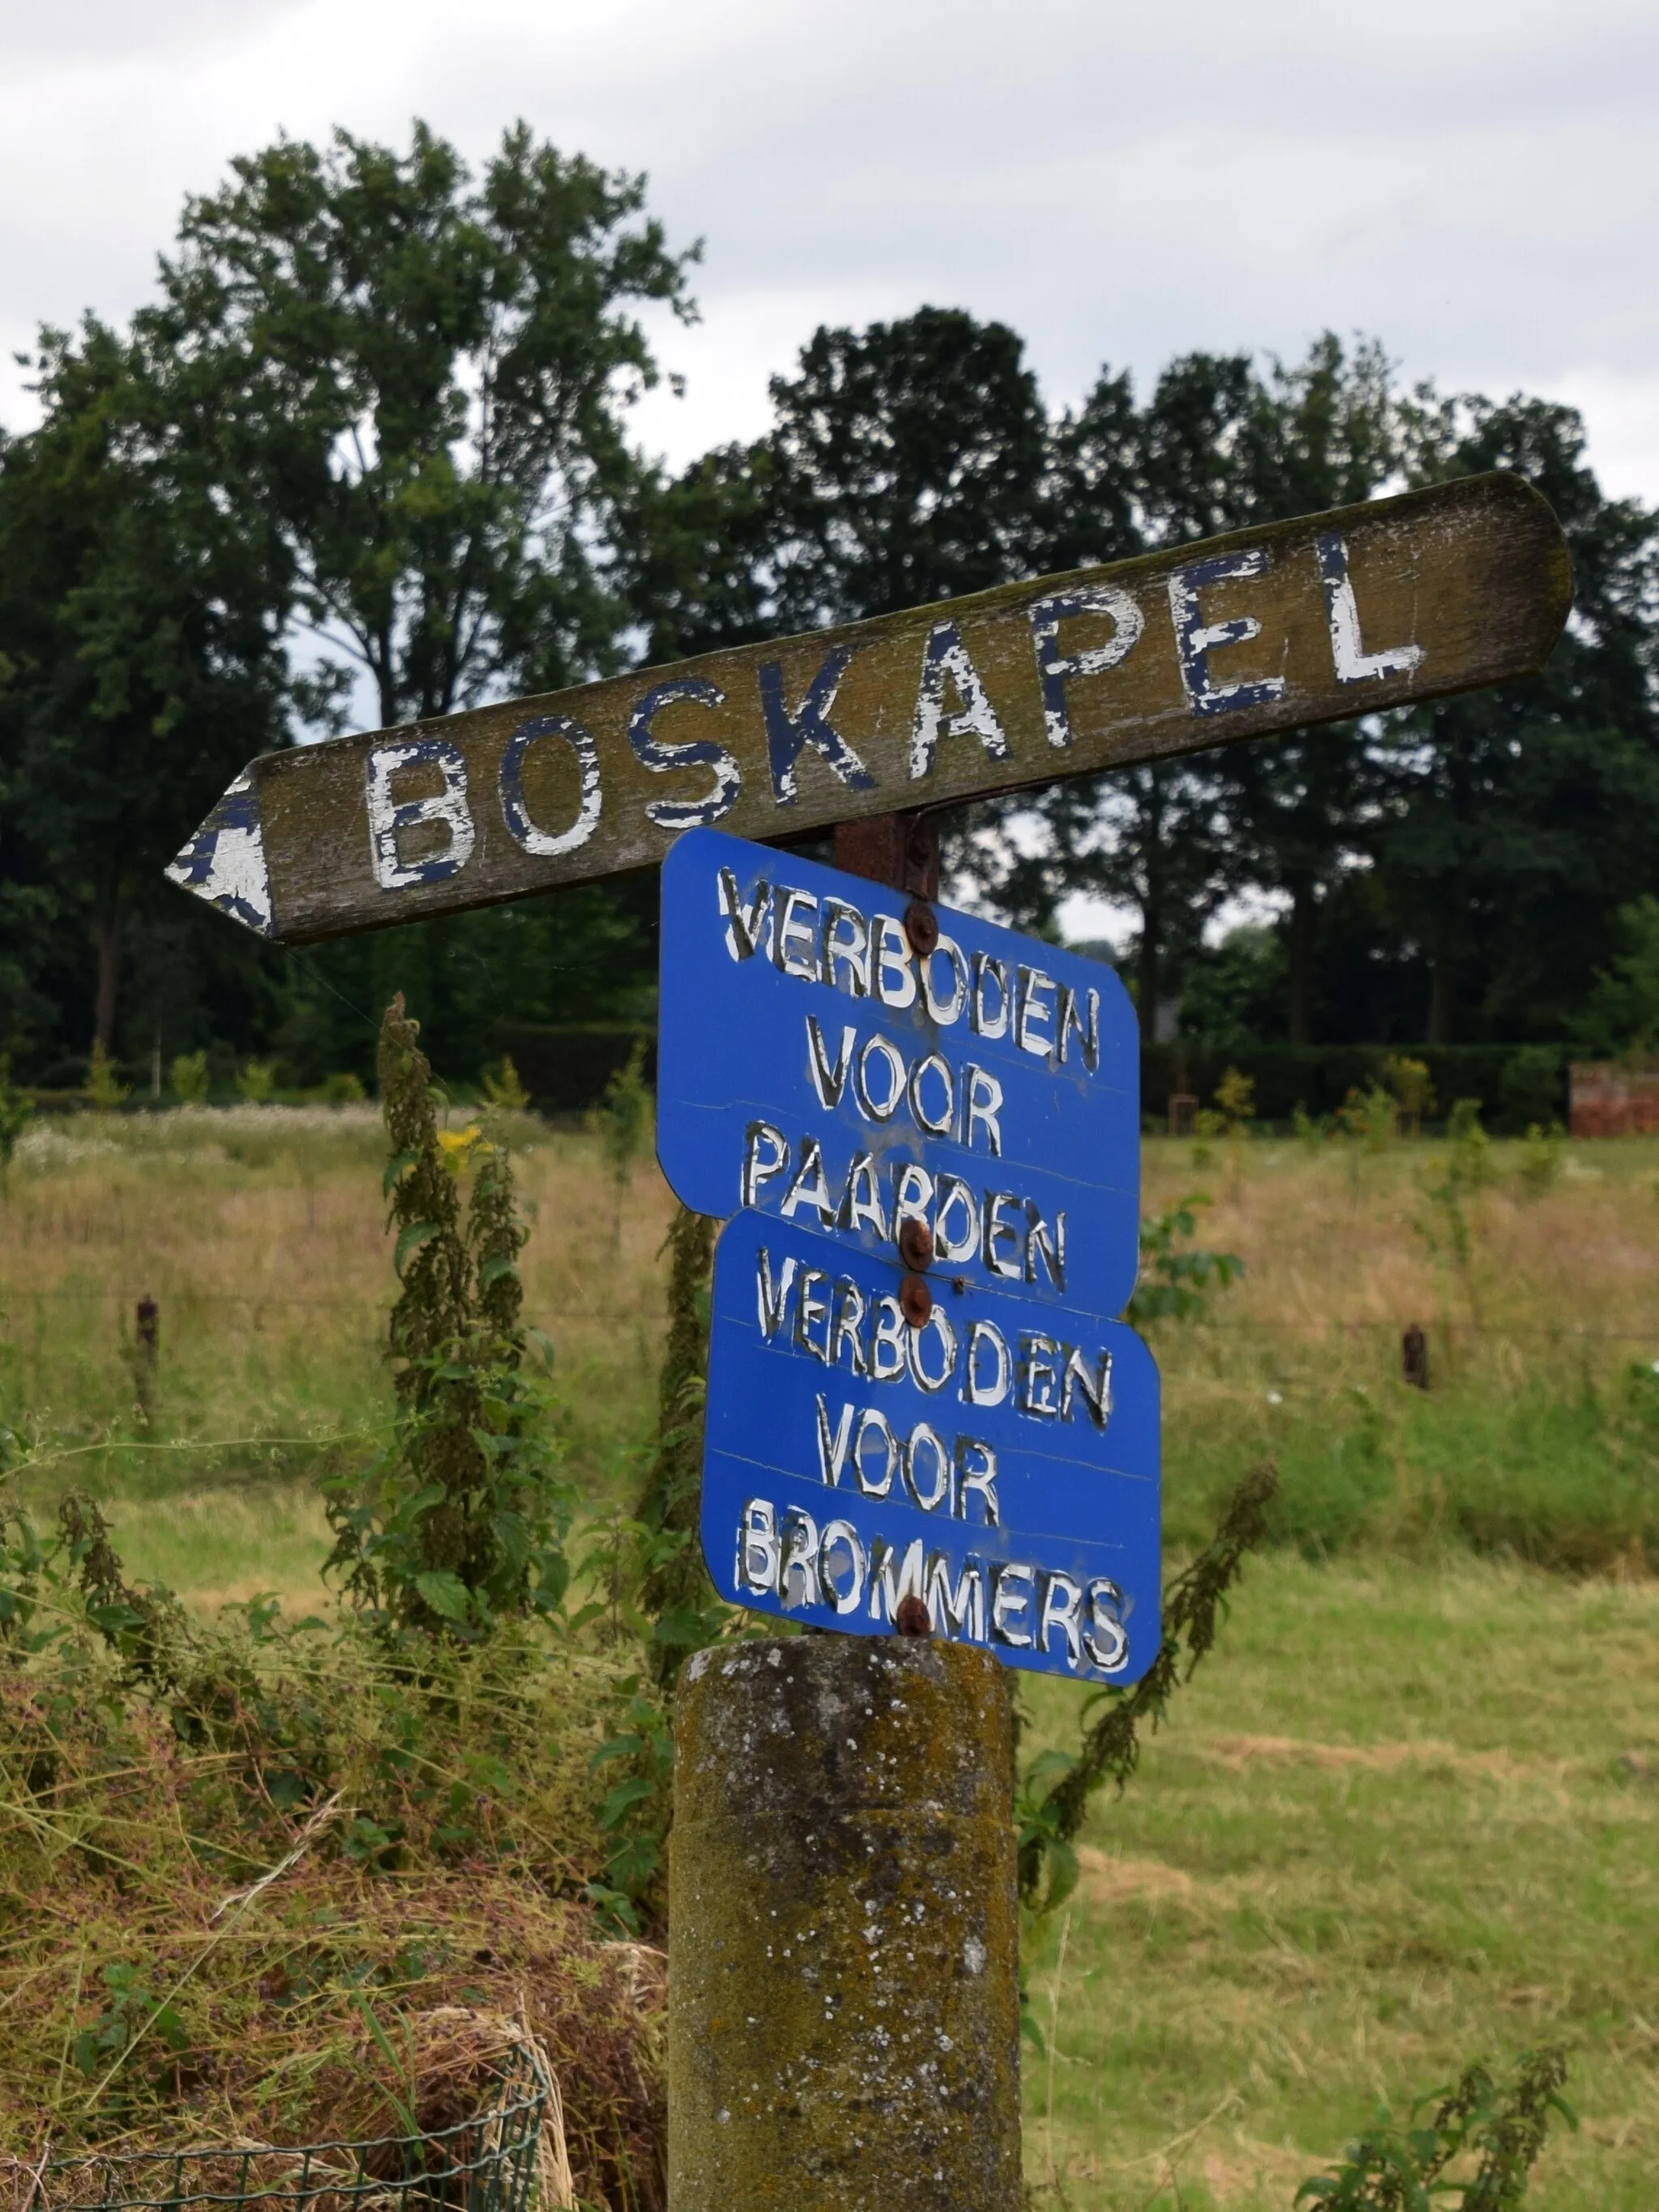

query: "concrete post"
(667, 1633), (1022, 2211)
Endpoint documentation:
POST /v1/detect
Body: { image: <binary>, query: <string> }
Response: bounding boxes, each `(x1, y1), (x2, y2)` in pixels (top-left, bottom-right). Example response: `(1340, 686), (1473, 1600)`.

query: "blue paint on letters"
(1316, 531), (1426, 685)
(1167, 548), (1289, 718)
(909, 618), (1010, 778)
(758, 646), (874, 803)
(1026, 583), (1145, 749)
(499, 714), (602, 856)
(702, 1209), (1161, 1683)
(627, 677), (740, 829)
(166, 770), (272, 935)
(657, 827), (1141, 1319)
(365, 738), (476, 889)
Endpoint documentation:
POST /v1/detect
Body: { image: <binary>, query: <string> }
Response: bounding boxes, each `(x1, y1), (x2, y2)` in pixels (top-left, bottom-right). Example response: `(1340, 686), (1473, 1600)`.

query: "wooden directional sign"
(168, 473), (1570, 945)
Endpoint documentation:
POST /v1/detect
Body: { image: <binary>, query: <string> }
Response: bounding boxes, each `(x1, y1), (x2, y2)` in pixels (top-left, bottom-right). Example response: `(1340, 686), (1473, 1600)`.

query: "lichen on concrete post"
(668, 1634), (1021, 2210)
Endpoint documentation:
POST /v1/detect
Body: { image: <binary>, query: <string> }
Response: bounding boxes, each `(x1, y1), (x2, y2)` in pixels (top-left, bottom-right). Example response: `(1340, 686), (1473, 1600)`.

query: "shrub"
(1448, 1098), (1495, 1188)
(1127, 1196), (1245, 1326)
(236, 1058), (277, 1104)
(1292, 1103), (1333, 1153)
(631, 1206), (721, 1693)
(86, 1041), (130, 1112)
(0, 1057), (32, 1190)
(588, 1038), (652, 1249)
(1498, 1044), (1565, 1133)
(169, 1049), (210, 1103)
(1213, 1065), (1256, 1126)
(1337, 1083), (1397, 1151)
(1383, 1053), (1435, 1133)
(480, 1055), (530, 1110)
(1516, 1122), (1566, 1198)
(1576, 893), (1659, 1058)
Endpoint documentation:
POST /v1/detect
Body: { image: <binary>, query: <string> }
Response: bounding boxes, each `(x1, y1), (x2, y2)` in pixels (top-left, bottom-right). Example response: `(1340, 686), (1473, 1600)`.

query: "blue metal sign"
(658, 827), (1142, 1317)
(701, 1211), (1160, 1682)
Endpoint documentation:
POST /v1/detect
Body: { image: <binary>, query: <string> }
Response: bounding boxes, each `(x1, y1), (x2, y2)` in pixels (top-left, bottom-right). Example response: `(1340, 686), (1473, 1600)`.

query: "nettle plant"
(1127, 1195), (1244, 1326)
(1297, 2046), (1575, 2210)
(322, 997), (572, 1639)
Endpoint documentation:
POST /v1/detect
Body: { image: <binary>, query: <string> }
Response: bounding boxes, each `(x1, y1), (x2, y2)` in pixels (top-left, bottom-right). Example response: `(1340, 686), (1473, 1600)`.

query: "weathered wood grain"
(168, 472), (1571, 947)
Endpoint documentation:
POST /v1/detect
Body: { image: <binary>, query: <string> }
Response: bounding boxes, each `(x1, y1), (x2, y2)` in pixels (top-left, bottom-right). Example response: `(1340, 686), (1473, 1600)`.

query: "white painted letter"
(366, 739), (476, 890)
(910, 619), (1011, 778)
(1166, 548), (1288, 719)
(1317, 531), (1425, 684)
(1027, 583), (1145, 748)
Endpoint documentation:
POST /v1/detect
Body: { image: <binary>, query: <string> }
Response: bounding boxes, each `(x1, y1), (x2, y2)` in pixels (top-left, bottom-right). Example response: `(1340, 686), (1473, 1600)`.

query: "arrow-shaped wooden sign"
(168, 472), (1570, 946)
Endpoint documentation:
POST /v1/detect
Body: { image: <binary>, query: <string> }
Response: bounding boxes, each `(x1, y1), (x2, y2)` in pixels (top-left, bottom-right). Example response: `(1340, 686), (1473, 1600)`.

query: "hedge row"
(1142, 1042), (1569, 1133)
(497, 1029), (1572, 1134)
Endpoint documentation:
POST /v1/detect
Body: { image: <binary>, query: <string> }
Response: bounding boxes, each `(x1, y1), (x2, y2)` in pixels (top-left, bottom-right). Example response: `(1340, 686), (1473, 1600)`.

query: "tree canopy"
(0, 121), (1654, 1093)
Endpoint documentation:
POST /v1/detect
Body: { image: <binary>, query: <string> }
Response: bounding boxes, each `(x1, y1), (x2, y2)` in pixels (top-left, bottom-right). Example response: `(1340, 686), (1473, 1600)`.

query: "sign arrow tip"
(166, 768), (275, 939)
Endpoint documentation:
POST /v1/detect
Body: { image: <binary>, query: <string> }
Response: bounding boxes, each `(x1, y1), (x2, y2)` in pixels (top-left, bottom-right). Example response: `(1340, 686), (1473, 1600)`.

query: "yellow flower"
(437, 1124), (484, 1171)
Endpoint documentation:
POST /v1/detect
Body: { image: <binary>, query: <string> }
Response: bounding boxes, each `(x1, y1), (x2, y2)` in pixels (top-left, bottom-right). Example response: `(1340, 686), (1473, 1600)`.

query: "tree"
(965, 338), (1398, 1025)
(1380, 394), (1659, 1040)
(1199, 339), (1398, 1041)
(141, 120), (697, 730)
(0, 120), (693, 1076)
(0, 323), (284, 1058)
(635, 306), (1053, 660)
(1576, 896), (1659, 1055)
(958, 760), (1228, 1027)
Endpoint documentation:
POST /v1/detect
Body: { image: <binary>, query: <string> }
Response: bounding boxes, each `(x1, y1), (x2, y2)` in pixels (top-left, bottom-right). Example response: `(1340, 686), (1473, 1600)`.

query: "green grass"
(1141, 1131), (1659, 1574)
(1018, 1553), (1659, 2208)
(102, 1480), (337, 1610)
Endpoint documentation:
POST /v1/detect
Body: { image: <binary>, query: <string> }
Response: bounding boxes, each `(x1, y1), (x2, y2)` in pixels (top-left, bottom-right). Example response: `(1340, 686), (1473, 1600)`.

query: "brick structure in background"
(1569, 1063), (1659, 1137)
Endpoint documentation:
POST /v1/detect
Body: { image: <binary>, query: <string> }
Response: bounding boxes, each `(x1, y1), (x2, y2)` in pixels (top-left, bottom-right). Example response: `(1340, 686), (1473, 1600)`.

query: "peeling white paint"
(1318, 531), (1426, 683)
(165, 771), (274, 937)
(910, 620), (1011, 778)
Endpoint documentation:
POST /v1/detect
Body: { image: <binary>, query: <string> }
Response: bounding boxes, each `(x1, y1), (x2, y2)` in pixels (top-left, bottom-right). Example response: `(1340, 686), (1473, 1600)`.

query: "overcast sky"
(2, 0), (1656, 502)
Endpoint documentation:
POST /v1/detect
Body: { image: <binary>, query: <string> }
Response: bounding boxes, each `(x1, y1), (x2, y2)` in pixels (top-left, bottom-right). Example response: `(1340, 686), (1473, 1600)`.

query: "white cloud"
(0, 0), (1652, 500)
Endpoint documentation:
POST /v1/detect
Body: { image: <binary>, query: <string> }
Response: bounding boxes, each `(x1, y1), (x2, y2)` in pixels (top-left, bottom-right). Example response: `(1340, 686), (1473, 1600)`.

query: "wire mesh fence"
(10, 2042), (557, 2212)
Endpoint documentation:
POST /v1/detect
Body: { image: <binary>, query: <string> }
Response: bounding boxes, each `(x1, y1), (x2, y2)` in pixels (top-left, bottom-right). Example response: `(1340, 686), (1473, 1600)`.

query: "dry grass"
(1144, 1127), (1659, 1372)
(0, 1616), (666, 2206)
(0, 1106), (678, 1535)
(6, 1114), (1658, 1584)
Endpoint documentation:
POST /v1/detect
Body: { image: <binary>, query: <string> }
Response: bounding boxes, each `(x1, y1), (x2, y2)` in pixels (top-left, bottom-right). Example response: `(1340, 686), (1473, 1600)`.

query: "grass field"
(1019, 1556), (1659, 2209)
(2, 1106), (1657, 2203)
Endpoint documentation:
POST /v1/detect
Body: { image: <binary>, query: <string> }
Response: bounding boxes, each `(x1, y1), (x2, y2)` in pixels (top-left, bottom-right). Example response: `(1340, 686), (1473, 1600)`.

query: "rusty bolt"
(902, 898), (940, 959)
(899, 1272), (932, 1328)
(898, 1217), (933, 1271)
(894, 1593), (932, 1637)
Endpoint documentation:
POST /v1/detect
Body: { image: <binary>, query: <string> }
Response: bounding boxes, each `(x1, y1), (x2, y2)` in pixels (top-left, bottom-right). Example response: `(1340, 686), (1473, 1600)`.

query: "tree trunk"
(1286, 882), (1316, 1046)
(92, 887), (122, 1055)
(1137, 902), (1160, 1035)
(1427, 946), (1456, 1043)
